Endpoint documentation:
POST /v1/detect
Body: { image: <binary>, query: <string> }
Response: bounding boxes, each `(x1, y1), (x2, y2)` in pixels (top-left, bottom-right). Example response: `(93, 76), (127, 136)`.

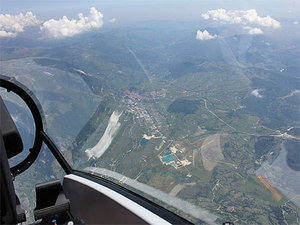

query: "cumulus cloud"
(251, 89), (263, 98)
(243, 26), (263, 34)
(109, 18), (116, 23)
(247, 27), (263, 35)
(196, 29), (217, 40)
(202, 9), (280, 29)
(40, 7), (103, 39)
(0, 12), (40, 37)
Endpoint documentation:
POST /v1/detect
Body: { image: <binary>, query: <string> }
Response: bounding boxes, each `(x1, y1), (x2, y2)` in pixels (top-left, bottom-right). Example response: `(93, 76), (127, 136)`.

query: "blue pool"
(161, 152), (176, 162)
(140, 138), (149, 146)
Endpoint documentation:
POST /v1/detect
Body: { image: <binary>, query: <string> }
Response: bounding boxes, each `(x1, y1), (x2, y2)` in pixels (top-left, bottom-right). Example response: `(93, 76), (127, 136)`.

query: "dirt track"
(257, 175), (282, 201)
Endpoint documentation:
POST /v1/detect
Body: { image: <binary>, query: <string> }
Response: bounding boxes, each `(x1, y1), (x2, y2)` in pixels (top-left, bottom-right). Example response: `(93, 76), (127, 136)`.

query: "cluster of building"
(159, 144), (191, 169)
(123, 89), (164, 137)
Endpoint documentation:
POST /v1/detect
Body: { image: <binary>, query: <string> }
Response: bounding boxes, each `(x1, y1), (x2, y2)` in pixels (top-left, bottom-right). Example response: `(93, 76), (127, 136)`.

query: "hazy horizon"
(1, 0), (300, 23)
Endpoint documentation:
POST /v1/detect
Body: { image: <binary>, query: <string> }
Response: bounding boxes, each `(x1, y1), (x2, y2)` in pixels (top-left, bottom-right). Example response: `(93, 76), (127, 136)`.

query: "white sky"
(1, 0), (299, 23)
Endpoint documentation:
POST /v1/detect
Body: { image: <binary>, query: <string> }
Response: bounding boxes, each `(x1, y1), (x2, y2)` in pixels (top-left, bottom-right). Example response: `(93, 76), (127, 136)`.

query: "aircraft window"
(1, 1), (299, 224)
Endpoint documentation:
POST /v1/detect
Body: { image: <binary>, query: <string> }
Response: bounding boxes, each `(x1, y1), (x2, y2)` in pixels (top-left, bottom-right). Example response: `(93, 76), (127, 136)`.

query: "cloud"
(0, 12), (40, 37)
(202, 9), (280, 29)
(196, 29), (217, 40)
(40, 7), (103, 39)
(251, 89), (263, 98)
(247, 27), (263, 35)
(109, 18), (116, 23)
